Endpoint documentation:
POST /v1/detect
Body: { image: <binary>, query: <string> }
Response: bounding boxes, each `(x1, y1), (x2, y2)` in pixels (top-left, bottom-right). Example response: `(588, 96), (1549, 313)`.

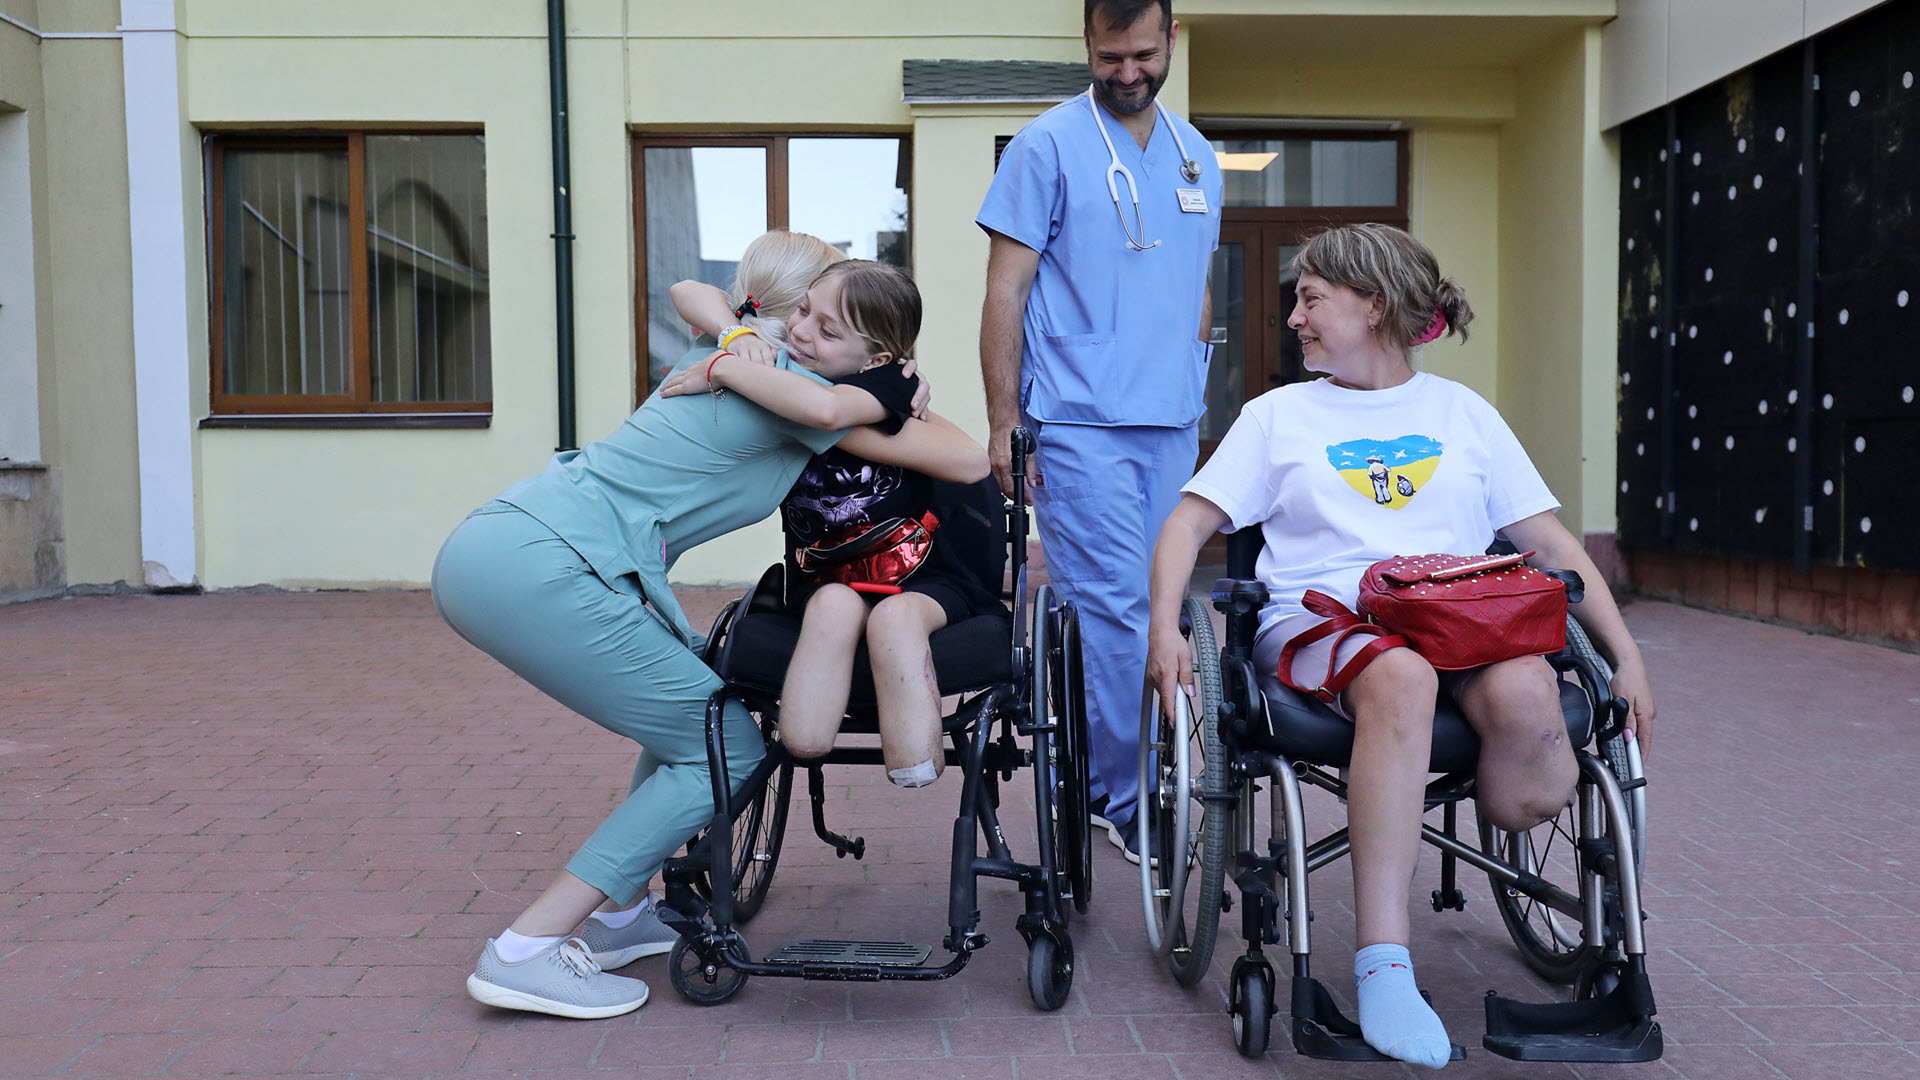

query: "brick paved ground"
(3, 588), (1918, 1078)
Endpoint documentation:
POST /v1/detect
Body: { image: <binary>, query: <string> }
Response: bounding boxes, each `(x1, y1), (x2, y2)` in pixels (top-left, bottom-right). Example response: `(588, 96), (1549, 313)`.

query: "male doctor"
(977, 0), (1221, 862)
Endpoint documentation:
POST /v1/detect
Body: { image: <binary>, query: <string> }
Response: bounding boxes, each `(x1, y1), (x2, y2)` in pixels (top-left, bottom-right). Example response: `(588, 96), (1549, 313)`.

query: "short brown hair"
(1086, 0), (1171, 35)
(1290, 223), (1474, 348)
(813, 260), (922, 364)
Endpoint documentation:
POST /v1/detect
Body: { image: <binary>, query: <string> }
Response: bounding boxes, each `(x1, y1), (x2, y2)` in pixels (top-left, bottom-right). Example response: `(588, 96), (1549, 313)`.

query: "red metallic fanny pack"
(1278, 552), (1570, 703)
(795, 512), (939, 594)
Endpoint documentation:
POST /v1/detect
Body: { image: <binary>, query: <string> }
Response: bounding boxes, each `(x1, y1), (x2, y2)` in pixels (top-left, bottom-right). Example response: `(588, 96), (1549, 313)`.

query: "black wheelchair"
(658, 429), (1095, 1010)
(1136, 530), (1660, 1062)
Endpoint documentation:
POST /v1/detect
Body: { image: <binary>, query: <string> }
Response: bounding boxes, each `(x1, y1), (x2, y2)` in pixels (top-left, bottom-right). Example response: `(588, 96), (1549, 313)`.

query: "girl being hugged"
(1145, 224), (1654, 1069)
(666, 260), (998, 789)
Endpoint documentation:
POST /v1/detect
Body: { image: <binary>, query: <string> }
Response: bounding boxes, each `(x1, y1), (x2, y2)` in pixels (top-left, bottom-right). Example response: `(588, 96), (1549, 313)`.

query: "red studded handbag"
(794, 512), (939, 594)
(1277, 552), (1569, 703)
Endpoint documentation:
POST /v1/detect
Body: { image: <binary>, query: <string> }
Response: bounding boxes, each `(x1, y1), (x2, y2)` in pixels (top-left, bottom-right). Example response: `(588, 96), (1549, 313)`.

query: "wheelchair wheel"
(1138, 597), (1226, 985)
(1026, 931), (1075, 1011)
(1032, 589), (1093, 923)
(1480, 767), (1626, 984)
(727, 759), (792, 923)
(1054, 602), (1094, 914)
(1229, 957), (1274, 1058)
(669, 933), (749, 1006)
(1565, 616), (1648, 871)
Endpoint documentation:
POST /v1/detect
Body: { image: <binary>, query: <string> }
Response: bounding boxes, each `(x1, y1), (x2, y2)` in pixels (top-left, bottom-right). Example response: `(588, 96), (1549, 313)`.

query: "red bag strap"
(1277, 591), (1411, 704)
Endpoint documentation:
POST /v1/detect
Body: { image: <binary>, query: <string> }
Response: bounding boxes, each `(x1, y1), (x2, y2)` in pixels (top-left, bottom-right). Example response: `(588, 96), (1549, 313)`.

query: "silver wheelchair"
(658, 430), (1095, 1011)
(1136, 530), (1659, 1062)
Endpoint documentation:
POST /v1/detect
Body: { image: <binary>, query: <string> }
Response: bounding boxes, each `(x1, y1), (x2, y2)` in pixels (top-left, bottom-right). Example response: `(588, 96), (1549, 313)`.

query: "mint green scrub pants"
(430, 504), (765, 906)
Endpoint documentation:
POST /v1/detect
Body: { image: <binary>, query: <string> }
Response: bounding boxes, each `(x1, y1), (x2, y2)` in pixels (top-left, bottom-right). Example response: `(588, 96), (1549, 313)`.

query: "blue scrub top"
(977, 93), (1223, 428)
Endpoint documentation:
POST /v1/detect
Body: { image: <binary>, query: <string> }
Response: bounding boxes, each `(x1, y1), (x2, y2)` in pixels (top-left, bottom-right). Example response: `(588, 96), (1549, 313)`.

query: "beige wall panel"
(41, 40), (140, 583)
(0, 23), (38, 103)
(639, 0), (1080, 39)
(1804, 0), (1889, 34)
(1666, 0), (1801, 106)
(1599, 0), (1667, 131)
(29, 1), (119, 34)
(188, 38), (540, 122)
(200, 430), (510, 587)
(1193, 63), (1518, 123)
(180, 0), (551, 38)
(1497, 28), (1593, 532)
(1408, 126), (1501, 401)
(626, 37), (1084, 129)
(1580, 119), (1620, 534)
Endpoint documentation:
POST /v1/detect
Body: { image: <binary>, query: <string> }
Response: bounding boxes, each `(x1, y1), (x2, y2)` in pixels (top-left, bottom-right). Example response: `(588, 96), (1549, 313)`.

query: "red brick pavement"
(3, 589), (1919, 1078)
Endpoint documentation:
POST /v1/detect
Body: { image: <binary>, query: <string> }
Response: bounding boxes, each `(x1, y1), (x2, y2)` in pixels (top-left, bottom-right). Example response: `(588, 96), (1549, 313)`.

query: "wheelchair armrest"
(1211, 577), (1269, 615)
(1537, 567), (1585, 605)
(743, 563), (786, 615)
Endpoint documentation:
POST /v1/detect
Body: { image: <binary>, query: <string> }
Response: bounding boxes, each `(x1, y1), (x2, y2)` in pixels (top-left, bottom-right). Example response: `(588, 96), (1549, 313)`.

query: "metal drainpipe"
(547, 0), (578, 451)
(1658, 104), (1679, 541)
(1792, 38), (1820, 573)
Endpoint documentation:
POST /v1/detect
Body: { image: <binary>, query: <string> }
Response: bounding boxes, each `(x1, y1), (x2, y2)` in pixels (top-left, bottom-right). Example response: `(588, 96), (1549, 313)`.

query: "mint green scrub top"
(493, 342), (843, 647)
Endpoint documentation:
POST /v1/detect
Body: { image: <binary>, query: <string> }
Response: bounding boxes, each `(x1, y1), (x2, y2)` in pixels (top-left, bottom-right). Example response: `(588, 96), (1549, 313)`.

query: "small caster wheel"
(669, 934), (748, 1005)
(1026, 931), (1074, 1011)
(1229, 960), (1273, 1057)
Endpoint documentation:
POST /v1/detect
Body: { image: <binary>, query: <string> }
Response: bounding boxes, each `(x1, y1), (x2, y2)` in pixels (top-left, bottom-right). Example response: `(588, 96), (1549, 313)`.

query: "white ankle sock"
(588, 895), (651, 929)
(1353, 943), (1452, 1069)
(494, 928), (563, 964)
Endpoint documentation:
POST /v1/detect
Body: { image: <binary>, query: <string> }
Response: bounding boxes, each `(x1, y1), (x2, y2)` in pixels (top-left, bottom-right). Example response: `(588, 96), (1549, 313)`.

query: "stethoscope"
(1088, 85), (1201, 252)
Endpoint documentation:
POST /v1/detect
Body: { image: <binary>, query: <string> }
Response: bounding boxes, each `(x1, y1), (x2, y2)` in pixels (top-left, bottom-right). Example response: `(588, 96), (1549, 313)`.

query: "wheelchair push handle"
(1009, 426), (1036, 499)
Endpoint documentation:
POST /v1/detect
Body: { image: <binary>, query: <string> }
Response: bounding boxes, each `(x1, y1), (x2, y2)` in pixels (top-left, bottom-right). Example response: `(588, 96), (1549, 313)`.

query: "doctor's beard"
(1092, 69), (1166, 115)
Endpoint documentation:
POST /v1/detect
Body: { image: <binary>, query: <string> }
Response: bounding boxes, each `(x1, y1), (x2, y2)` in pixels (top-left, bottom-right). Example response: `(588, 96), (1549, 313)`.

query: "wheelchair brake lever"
(1593, 695), (1632, 745)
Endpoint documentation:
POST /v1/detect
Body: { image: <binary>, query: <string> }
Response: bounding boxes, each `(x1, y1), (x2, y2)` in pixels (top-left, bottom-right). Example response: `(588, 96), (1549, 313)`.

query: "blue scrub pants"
(1026, 420), (1198, 829)
(430, 504), (765, 907)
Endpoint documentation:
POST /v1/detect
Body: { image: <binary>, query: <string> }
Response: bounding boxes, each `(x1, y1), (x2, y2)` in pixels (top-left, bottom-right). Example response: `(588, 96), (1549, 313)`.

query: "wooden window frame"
(631, 132), (914, 403)
(204, 131), (492, 425)
(1201, 129), (1411, 225)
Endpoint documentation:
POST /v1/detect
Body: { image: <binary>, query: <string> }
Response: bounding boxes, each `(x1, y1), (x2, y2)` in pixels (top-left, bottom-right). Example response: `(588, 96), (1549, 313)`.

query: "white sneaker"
(466, 937), (650, 1019)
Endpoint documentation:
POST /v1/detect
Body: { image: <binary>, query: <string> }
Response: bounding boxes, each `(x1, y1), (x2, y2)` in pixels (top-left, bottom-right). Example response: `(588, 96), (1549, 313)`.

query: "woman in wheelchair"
(433, 231), (983, 1021)
(1146, 224), (1654, 1067)
(662, 261), (997, 789)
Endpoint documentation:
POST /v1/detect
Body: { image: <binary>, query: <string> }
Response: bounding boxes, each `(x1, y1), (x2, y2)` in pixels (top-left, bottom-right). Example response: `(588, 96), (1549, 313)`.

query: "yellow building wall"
(184, 0), (1095, 588)
(78, 0), (1616, 589)
(1496, 26), (1618, 536)
(37, 35), (144, 585)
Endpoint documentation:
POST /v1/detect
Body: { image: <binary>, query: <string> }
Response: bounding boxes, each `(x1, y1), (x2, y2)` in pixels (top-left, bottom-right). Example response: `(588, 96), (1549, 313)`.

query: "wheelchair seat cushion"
(1251, 672), (1593, 773)
(717, 609), (1014, 719)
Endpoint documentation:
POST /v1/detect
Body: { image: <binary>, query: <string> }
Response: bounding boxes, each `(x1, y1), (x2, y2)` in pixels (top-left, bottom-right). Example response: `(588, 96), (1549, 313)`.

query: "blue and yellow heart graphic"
(1324, 435), (1444, 510)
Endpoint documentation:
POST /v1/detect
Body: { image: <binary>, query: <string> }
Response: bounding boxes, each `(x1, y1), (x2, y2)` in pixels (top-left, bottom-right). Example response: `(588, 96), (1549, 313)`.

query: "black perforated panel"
(1616, 0), (1920, 573)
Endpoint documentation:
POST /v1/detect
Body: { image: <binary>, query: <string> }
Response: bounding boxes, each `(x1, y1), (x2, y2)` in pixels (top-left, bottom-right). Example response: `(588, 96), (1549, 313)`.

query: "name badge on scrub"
(1177, 188), (1209, 213)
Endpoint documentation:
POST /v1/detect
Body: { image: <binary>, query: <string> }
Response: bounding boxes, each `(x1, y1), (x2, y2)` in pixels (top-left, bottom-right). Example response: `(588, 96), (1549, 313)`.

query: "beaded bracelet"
(718, 325), (757, 349)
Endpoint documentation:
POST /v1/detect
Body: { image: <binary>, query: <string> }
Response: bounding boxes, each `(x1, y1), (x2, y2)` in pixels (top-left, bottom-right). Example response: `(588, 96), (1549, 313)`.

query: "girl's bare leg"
(779, 584), (867, 760)
(865, 591), (949, 785)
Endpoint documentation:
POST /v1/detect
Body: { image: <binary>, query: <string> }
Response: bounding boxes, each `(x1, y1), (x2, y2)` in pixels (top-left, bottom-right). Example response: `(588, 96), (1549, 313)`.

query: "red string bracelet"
(706, 351), (733, 386)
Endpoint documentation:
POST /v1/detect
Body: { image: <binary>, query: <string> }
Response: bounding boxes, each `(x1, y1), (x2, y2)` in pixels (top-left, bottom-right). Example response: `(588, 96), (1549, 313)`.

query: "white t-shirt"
(1184, 372), (1561, 641)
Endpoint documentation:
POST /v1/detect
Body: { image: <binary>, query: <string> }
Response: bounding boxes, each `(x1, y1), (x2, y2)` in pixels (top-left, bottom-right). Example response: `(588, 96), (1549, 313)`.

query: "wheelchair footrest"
(1482, 973), (1663, 1063)
(1290, 976), (1466, 1062)
(764, 940), (932, 967)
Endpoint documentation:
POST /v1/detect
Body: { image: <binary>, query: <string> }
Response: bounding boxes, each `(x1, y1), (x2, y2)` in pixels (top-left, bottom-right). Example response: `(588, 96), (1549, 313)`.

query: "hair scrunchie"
(733, 295), (759, 319)
(1410, 309), (1447, 346)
